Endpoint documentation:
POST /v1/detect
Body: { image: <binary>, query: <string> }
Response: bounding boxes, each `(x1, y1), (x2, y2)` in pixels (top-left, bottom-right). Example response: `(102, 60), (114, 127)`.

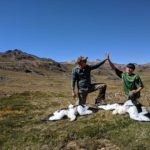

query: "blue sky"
(0, 0), (150, 64)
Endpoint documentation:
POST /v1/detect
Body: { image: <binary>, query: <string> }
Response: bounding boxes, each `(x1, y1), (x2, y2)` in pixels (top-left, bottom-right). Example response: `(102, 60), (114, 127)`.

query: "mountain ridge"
(0, 49), (149, 75)
(0, 49), (67, 74)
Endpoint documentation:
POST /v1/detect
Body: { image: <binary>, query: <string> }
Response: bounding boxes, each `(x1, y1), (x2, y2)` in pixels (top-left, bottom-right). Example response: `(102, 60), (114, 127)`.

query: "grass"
(0, 68), (150, 150)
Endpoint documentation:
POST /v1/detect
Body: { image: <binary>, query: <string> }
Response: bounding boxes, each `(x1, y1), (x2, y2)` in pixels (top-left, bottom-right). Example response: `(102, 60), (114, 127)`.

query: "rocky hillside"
(0, 49), (149, 77)
(0, 49), (39, 61)
(0, 49), (67, 74)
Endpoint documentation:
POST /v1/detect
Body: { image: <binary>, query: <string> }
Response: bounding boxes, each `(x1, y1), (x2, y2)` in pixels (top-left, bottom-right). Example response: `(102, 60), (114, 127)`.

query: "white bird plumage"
(98, 100), (150, 122)
(48, 100), (150, 122)
(48, 104), (96, 121)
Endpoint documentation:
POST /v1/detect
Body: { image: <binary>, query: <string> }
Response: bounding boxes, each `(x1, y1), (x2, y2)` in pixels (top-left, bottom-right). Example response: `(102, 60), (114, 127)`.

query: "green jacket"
(71, 60), (106, 91)
(115, 68), (144, 96)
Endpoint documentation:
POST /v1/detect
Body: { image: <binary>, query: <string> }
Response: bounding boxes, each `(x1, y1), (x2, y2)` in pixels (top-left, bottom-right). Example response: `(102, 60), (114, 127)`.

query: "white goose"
(48, 104), (97, 121)
(98, 100), (150, 122)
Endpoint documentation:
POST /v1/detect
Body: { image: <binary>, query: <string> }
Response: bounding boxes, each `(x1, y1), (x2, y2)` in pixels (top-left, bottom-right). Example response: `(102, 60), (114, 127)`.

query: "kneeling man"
(71, 55), (108, 106)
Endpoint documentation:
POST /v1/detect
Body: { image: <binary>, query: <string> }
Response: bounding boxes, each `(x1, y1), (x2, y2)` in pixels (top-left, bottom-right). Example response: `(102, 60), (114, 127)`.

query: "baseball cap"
(76, 56), (88, 63)
(126, 63), (135, 70)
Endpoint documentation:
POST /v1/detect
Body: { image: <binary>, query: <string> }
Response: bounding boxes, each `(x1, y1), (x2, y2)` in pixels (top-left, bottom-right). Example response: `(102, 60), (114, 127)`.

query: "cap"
(126, 63), (135, 70)
(76, 56), (88, 63)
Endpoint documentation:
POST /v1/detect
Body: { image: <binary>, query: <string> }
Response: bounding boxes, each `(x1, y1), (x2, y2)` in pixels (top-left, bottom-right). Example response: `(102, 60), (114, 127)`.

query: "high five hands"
(105, 52), (110, 61)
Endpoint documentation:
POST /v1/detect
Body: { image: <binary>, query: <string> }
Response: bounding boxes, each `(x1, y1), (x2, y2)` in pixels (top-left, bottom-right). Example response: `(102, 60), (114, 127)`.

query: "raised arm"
(106, 53), (117, 70)
(106, 52), (123, 78)
(90, 53), (109, 70)
(90, 59), (107, 70)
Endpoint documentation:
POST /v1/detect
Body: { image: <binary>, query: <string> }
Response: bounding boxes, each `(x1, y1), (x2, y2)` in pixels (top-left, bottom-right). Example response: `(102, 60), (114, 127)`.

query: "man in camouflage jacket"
(71, 55), (108, 105)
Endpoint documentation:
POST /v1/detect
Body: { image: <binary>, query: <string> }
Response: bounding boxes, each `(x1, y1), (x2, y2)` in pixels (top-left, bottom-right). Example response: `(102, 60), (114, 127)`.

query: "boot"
(95, 98), (106, 106)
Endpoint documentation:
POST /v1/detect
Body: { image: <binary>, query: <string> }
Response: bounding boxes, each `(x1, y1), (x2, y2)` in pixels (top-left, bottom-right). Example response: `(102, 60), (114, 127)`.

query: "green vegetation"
(0, 68), (150, 150)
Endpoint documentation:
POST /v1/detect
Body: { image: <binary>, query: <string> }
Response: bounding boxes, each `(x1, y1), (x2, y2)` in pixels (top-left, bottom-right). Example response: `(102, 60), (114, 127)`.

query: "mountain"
(0, 49), (67, 74)
(0, 49), (149, 76)
(0, 49), (39, 61)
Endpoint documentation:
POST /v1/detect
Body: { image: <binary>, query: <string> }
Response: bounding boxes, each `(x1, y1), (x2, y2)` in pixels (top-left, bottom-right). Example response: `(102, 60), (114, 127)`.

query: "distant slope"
(0, 49), (67, 74)
(0, 49), (39, 61)
(0, 49), (149, 76)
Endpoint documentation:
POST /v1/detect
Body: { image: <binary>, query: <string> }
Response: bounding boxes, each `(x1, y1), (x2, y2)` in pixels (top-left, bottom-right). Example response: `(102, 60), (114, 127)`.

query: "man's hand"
(130, 87), (143, 94)
(72, 90), (76, 98)
(105, 52), (110, 60)
(130, 90), (137, 94)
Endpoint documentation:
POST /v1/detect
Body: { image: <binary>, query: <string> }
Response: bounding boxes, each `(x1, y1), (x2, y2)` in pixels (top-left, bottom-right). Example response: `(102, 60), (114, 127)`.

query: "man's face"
(125, 67), (134, 75)
(78, 61), (86, 68)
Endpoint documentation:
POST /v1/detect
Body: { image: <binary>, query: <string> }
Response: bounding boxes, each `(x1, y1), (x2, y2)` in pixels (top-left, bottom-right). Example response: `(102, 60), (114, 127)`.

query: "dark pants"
(77, 83), (107, 105)
(127, 91), (140, 105)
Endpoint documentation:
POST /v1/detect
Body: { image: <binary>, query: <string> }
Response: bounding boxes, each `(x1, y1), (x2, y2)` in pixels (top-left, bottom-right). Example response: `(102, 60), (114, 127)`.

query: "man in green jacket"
(107, 53), (144, 104)
(71, 55), (108, 105)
